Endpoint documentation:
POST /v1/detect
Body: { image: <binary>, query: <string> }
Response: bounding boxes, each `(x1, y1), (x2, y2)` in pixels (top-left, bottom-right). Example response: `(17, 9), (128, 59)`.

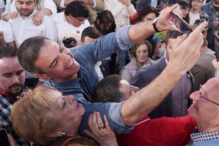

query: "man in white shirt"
(3, 0), (57, 25)
(53, 1), (90, 48)
(10, 0), (58, 47)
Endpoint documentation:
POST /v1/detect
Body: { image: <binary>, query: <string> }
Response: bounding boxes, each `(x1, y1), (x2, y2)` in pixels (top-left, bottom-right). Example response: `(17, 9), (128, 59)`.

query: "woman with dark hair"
(94, 10), (116, 35)
(94, 10), (118, 74)
(130, 5), (159, 25)
(178, 0), (190, 23)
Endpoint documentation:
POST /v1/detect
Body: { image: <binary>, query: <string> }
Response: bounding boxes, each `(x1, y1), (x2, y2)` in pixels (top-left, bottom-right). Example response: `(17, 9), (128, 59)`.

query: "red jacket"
(117, 116), (197, 146)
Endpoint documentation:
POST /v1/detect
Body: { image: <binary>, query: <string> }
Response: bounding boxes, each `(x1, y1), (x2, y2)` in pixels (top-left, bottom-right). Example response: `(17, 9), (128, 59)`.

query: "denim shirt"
(78, 102), (133, 137)
(45, 26), (133, 103)
(201, 1), (217, 45)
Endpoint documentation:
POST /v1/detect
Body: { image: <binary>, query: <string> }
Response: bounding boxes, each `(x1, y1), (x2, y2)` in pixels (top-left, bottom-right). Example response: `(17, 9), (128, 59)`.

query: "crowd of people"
(0, 0), (219, 145)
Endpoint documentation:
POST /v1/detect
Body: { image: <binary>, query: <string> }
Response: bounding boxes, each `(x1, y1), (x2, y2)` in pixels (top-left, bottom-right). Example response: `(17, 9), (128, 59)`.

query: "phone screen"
(171, 12), (192, 35)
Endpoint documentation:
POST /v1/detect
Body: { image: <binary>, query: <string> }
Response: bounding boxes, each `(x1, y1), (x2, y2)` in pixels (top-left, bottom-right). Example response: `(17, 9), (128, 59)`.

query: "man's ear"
(33, 73), (50, 80)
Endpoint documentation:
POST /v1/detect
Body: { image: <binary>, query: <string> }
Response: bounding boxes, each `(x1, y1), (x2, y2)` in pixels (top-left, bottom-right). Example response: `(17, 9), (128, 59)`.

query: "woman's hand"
(84, 112), (118, 146)
(33, 9), (52, 26)
(3, 12), (18, 21)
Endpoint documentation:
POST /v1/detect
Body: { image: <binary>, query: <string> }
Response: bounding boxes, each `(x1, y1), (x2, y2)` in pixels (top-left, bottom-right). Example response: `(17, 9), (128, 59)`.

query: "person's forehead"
(34, 40), (60, 70)
(202, 79), (219, 90)
(202, 79), (219, 98)
(44, 39), (59, 50)
(37, 40), (59, 61)
(0, 57), (23, 74)
(136, 44), (148, 50)
(146, 12), (156, 17)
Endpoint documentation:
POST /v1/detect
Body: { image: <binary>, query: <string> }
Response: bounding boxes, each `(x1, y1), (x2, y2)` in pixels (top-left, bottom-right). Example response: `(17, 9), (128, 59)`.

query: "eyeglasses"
(199, 85), (219, 106)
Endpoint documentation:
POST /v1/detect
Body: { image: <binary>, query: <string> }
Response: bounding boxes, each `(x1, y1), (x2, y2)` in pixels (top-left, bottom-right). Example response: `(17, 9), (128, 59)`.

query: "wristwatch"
(152, 18), (161, 32)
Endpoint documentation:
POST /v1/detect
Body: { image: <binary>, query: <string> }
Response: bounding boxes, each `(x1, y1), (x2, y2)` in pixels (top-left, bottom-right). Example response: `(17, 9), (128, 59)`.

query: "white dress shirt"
(52, 12), (90, 47)
(10, 10), (58, 47)
(0, 20), (14, 43)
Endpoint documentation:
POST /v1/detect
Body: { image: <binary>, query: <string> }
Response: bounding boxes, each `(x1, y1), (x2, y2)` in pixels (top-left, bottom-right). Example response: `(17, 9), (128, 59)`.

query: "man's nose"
(11, 75), (20, 84)
(190, 91), (200, 101)
(21, 4), (28, 9)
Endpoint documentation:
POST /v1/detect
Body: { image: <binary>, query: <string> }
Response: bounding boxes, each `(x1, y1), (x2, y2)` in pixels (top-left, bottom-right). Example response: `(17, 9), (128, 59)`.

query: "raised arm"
(121, 20), (208, 126)
(128, 4), (179, 43)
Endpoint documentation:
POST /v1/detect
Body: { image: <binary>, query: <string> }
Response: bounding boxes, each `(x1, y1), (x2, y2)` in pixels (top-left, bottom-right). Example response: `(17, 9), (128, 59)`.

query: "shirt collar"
(191, 131), (219, 143)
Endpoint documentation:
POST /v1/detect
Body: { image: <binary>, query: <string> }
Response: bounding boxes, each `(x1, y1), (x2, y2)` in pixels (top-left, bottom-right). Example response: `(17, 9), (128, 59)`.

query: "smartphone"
(0, 128), (10, 146)
(171, 12), (192, 35)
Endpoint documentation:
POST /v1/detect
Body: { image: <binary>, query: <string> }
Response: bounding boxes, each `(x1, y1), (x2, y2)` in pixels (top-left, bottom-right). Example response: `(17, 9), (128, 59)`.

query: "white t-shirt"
(189, 12), (200, 25)
(0, 20), (14, 43)
(52, 12), (90, 47)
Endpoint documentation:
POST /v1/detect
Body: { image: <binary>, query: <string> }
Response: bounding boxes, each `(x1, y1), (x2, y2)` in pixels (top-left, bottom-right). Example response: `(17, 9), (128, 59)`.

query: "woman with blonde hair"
(11, 85), (122, 146)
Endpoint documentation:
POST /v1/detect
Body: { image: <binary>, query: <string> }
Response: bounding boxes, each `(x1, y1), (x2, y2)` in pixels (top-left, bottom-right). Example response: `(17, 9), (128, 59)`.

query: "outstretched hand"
(168, 21), (208, 75)
(156, 4), (181, 32)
